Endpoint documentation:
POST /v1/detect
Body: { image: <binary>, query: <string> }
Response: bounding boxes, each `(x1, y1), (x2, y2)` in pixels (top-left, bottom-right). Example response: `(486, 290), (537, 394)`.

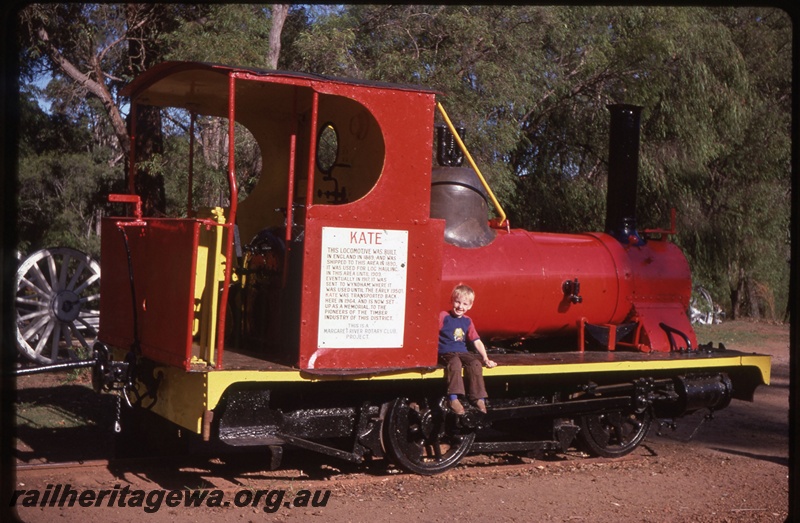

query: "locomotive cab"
(102, 62), (446, 371)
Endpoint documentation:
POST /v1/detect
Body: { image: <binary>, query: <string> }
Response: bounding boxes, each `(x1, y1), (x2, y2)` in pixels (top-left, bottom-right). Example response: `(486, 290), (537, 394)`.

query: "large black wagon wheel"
(576, 409), (653, 458)
(382, 397), (475, 475)
(15, 247), (101, 364)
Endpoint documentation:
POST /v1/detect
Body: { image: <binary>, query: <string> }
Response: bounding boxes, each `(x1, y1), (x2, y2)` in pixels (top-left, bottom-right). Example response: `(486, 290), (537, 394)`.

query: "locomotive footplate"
(290, 347), (769, 403)
(73, 341), (769, 475)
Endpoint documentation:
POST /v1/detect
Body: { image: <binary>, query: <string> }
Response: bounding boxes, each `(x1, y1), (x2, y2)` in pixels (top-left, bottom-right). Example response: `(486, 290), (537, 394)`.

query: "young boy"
(438, 284), (497, 415)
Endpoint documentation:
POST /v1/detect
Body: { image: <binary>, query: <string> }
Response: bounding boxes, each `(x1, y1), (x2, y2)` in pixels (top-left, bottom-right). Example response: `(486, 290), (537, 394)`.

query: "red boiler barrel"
(439, 229), (693, 347)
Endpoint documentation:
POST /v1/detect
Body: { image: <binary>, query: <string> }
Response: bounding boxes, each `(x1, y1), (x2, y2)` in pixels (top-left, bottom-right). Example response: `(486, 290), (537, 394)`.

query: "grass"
(15, 401), (95, 429)
(693, 320), (789, 348)
(64, 345), (93, 383)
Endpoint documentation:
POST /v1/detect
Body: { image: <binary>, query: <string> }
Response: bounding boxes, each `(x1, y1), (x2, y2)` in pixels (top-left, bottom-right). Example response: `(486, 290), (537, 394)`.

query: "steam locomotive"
(37, 62), (774, 474)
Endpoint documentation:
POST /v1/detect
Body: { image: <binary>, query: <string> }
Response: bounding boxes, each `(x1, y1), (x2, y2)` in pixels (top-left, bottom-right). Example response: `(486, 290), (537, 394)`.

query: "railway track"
(14, 445), (652, 479)
(16, 459), (111, 472)
(14, 455), (181, 474)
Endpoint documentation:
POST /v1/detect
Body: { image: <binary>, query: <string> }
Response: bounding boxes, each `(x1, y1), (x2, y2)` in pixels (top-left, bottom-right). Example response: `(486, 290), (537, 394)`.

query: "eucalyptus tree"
(16, 3), (192, 237)
(681, 7), (792, 319)
(159, 4), (293, 67)
(14, 4), (789, 318)
(15, 4), (292, 246)
(152, 4), (296, 211)
(17, 4), (134, 254)
(291, 5), (790, 319)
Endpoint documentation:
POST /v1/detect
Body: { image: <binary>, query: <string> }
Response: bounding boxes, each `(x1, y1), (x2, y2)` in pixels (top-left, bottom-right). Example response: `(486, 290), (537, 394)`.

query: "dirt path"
(7, 321), (791, 522)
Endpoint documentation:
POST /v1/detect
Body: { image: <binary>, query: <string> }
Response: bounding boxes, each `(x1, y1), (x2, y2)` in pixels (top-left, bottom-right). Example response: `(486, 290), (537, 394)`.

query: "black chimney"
(605, 104), (643, 245)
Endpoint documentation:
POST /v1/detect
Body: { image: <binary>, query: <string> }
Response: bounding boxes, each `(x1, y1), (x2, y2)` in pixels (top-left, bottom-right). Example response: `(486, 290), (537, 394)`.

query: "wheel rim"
(382, 398), (475, 475)
(15, 247), (101, 364)
(577, 409), (652, 458)
(689, 286), (716, 325)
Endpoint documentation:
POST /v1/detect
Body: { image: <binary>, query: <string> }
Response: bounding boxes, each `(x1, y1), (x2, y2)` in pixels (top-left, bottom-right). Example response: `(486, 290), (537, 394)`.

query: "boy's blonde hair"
(451, 284), (475, 303)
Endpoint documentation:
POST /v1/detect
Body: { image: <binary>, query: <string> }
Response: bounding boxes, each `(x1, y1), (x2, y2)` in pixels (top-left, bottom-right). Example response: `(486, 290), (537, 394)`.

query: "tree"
(155, 4), (295, 211)
(692, 7), (792, 319)
(16, 4), (263, 230)
(17, 4), (180, 219)
(267, 4), (289, 69)
(291, 5), (791, 319)
(16, 5), (133, 256)
(18, 5), (130, 152)
(16, 86), (122, 257)
(160, 4), (293, 68)
(14, 5), (789, 320)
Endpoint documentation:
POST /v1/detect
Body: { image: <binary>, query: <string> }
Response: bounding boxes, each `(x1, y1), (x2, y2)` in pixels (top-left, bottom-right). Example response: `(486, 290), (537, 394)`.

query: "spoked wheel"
(15, 247), (101, 364)
(382, 397), (475, 475)
(689, 286), (716, 325)
(577, 409), (653, 458)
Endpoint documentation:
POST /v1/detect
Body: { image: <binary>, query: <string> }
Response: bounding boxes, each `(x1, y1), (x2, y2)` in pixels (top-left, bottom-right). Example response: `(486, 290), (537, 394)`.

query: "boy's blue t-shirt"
(438, 310), (480, 354)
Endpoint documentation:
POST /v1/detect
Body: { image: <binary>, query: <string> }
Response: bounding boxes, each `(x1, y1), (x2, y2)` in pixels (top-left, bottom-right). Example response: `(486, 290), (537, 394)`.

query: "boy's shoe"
(449, 398), (465, 415)
(472, 399), (487, 413)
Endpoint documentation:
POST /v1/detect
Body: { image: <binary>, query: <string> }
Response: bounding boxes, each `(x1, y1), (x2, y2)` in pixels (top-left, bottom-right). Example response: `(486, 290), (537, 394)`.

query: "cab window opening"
(316, 123), (339, 174)
(151, 106), (261, 219)
(311, 95), (385, 206)
(316, 122), (347, 203)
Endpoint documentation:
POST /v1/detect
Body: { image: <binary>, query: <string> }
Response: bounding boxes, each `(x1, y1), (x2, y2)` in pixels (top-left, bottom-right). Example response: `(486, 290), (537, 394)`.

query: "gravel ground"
(7, 321), (791, 522)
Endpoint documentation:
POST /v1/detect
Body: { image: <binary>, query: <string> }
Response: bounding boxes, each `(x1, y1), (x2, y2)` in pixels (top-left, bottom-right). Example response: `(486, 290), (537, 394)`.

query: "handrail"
(436, 102), (508, 228)
(212, 71), (241, 368)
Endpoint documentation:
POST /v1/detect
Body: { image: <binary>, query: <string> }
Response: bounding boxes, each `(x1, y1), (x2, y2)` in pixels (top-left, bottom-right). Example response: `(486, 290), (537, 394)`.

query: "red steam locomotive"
(35, 61), (773, 474)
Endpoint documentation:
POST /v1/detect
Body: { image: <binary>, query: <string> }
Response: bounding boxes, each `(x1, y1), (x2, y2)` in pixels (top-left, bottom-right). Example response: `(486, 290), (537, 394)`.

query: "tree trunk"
(729, 267), (745, 320)
(35, 26), (130, 156)
(746, 277), (761, 320)
(267, 5), (290, 69)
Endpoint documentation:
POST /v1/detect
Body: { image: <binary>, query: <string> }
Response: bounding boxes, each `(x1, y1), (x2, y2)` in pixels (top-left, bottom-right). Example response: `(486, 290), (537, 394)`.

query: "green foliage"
(288, 5), (790, 320)
(663, 8), (792, 319)
(15, 5), (791, 320)
(155, 110), (262, 217)
(290, 6), (357, 74)
(160, 5), (274, 66)
(17, 150), (121, 258)
(17, 89), (123, 258)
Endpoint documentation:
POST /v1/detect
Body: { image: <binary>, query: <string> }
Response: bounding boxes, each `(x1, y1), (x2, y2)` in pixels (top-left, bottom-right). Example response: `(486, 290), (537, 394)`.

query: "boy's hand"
(484, 359), (497, 368)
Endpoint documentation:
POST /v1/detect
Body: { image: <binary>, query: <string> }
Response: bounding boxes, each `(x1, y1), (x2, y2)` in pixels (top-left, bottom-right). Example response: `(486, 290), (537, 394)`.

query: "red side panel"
(99, 218), (200, 369)
(298, 219), (445, 370)
(293, 88), (445, 370)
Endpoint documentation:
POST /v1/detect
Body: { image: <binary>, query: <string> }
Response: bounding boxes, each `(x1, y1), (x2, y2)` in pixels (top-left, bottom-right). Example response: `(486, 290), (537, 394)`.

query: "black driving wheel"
(382, 397), (475, 475)
(577, 409), (652, 458)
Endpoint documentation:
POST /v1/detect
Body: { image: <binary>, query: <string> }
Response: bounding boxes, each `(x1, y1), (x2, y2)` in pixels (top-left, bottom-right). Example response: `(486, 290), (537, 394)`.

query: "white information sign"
(317, 227), (409, 348)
